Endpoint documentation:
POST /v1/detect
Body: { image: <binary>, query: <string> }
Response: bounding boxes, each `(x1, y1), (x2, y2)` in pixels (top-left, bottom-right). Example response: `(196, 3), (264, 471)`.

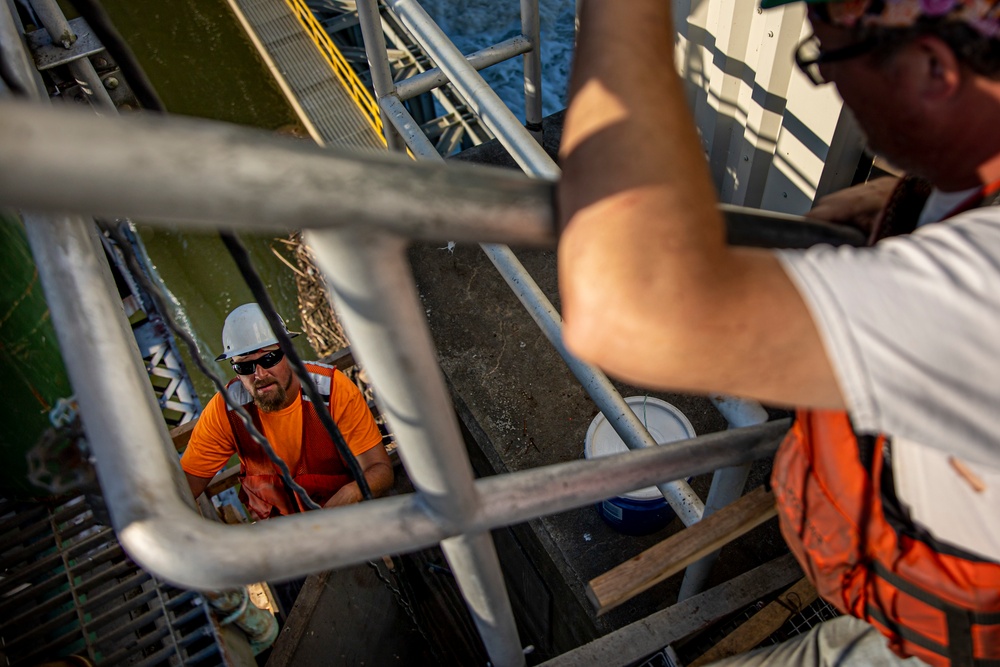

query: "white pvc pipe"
(677, 394), (770, 599)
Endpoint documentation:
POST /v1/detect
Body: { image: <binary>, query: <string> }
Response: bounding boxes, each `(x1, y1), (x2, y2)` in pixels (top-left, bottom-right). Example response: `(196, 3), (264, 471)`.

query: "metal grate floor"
(633, 594), (841, 667)
(0, 495), (228, 666)
(228, 0), (385, 152)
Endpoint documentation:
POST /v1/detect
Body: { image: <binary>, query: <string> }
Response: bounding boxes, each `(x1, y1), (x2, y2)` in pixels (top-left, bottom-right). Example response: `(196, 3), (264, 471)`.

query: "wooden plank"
(206, 465), (241, 496)
(264, 571), (331, 667)
(542, 553), (802, 667)
(320, 346), (355, 371)
(169, 419), (198, 452)
(587, 486), (777, 615)
(688, 577), (818, 667)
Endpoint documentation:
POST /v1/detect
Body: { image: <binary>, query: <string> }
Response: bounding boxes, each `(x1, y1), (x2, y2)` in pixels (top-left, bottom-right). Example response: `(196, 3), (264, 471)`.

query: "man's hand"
(322, 445), (394, 508)
(323, 481), (363, 508)
(807, 176), (899, 233)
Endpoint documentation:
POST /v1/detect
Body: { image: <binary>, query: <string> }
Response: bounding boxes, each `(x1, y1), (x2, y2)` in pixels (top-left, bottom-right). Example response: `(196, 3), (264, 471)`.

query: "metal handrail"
(1, 0), (864, 663)
(285, 0), (385, 141)
(0, 99), (865, 667)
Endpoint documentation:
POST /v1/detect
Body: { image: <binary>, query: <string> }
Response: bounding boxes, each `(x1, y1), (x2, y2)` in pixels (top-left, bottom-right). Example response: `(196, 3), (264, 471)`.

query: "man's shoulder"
(304, 360), (338, 375)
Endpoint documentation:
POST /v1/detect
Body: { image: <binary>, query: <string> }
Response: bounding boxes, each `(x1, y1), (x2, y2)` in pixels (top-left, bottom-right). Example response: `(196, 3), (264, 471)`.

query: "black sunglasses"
(231, 349), (285, 376)
(795, 33), (878, 85)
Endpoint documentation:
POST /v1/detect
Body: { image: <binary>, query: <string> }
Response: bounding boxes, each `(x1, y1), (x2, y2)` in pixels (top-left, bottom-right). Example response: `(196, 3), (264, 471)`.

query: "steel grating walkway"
(228, 0), (386, 152)
(0, 496), (235, 666)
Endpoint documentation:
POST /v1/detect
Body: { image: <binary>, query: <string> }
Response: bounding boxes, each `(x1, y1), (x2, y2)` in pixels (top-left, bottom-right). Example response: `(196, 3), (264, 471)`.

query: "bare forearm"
(323, 461), (394, 508)
(185, 472), (212, 500)
(557, 1), (843, 408)
(560, 1), (720, 224)
(362, 461), (394, 498)
(559, 1), (727, 372)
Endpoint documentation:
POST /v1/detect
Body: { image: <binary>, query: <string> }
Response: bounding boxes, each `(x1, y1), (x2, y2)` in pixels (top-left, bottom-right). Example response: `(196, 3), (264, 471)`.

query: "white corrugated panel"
(673, 0), (865, 215)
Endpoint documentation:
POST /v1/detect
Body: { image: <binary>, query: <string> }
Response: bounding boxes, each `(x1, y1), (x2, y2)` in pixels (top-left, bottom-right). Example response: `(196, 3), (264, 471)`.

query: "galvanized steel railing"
(0, 1), (864, 664)
(0, 100), (848, 667)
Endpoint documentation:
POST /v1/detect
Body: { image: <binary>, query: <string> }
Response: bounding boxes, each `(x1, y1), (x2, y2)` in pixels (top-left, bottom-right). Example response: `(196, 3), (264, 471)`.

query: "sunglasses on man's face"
(231, 349), (284, 376)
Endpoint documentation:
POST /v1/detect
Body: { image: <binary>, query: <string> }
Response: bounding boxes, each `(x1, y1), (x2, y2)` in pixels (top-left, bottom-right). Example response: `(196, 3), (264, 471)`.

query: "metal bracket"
(26, 17), (104, 70)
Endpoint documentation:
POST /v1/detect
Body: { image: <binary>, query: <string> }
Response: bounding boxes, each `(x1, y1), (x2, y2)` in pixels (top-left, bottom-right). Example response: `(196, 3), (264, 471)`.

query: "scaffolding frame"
(0, 0), (865, 664)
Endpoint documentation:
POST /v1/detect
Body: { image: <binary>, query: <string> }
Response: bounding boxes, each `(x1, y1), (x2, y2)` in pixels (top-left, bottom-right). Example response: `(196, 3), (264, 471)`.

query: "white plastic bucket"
(584, 396), (696, 535)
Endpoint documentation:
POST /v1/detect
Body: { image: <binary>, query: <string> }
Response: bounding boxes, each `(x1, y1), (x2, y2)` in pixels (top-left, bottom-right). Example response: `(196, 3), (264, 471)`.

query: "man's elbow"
(368, 461), (394, 498)
(562, 304), (621, 372)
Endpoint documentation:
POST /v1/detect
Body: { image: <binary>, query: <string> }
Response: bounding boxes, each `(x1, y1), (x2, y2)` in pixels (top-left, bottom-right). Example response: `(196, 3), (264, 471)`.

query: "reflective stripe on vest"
(225, 362), (352, 519)
(772, 410), (1000, 667)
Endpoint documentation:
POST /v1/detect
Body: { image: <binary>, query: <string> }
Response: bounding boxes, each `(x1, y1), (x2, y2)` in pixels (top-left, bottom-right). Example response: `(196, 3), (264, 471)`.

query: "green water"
(98, 0), (317, 401)
(0, 214), (74, 497)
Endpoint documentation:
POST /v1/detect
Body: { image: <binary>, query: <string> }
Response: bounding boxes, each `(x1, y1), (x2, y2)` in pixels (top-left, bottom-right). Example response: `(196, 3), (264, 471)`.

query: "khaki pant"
(708, 616), (930, 667)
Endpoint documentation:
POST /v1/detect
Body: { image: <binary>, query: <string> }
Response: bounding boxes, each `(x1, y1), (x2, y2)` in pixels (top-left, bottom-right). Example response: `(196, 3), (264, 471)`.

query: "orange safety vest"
(225, 363), (353, 519)
(773, 411), (1000, 666)
(773, 178), (1000, 666)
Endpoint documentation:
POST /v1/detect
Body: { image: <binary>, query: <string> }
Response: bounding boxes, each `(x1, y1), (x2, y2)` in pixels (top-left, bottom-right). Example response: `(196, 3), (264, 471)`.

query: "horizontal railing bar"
(0, 99), (554, 246)
(120, 419), (787, 589)
(394, 35), (532, 101)
(0, 101), (866, 249)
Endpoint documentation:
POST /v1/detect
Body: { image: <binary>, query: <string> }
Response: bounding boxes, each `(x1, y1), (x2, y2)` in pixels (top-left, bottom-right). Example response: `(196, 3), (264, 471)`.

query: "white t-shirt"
(777, 200), (1000, 562)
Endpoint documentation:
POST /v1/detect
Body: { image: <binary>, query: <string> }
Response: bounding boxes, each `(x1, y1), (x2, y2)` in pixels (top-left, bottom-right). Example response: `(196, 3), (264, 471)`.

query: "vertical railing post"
(677, 395), (769, 598)
(303, 227), (525, 667)
(520, 0), (543, 141)
(356, 0), (407, 152)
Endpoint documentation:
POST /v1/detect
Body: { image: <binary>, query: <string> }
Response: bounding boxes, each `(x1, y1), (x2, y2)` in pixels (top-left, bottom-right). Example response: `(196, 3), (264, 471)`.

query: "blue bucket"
(585, 396), (696, 536)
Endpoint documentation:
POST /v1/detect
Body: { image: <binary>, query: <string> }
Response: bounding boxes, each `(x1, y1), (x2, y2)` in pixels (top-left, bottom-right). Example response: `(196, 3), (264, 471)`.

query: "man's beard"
(252, 377), (290, 412)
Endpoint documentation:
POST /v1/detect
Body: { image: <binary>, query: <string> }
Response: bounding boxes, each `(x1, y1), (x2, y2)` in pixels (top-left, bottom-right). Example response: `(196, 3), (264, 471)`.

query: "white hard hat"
(215, 303), (299, 361)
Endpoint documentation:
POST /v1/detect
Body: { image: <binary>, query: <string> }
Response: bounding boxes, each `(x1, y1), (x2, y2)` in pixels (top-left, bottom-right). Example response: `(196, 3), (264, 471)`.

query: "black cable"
(102, 221), (322, 511)
(64, 0), (165, 113)
(219, 231), (374, 502)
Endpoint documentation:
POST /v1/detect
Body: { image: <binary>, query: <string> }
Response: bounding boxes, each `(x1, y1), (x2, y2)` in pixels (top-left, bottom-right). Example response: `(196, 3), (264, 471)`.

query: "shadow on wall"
(671, 0), (863, 213)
